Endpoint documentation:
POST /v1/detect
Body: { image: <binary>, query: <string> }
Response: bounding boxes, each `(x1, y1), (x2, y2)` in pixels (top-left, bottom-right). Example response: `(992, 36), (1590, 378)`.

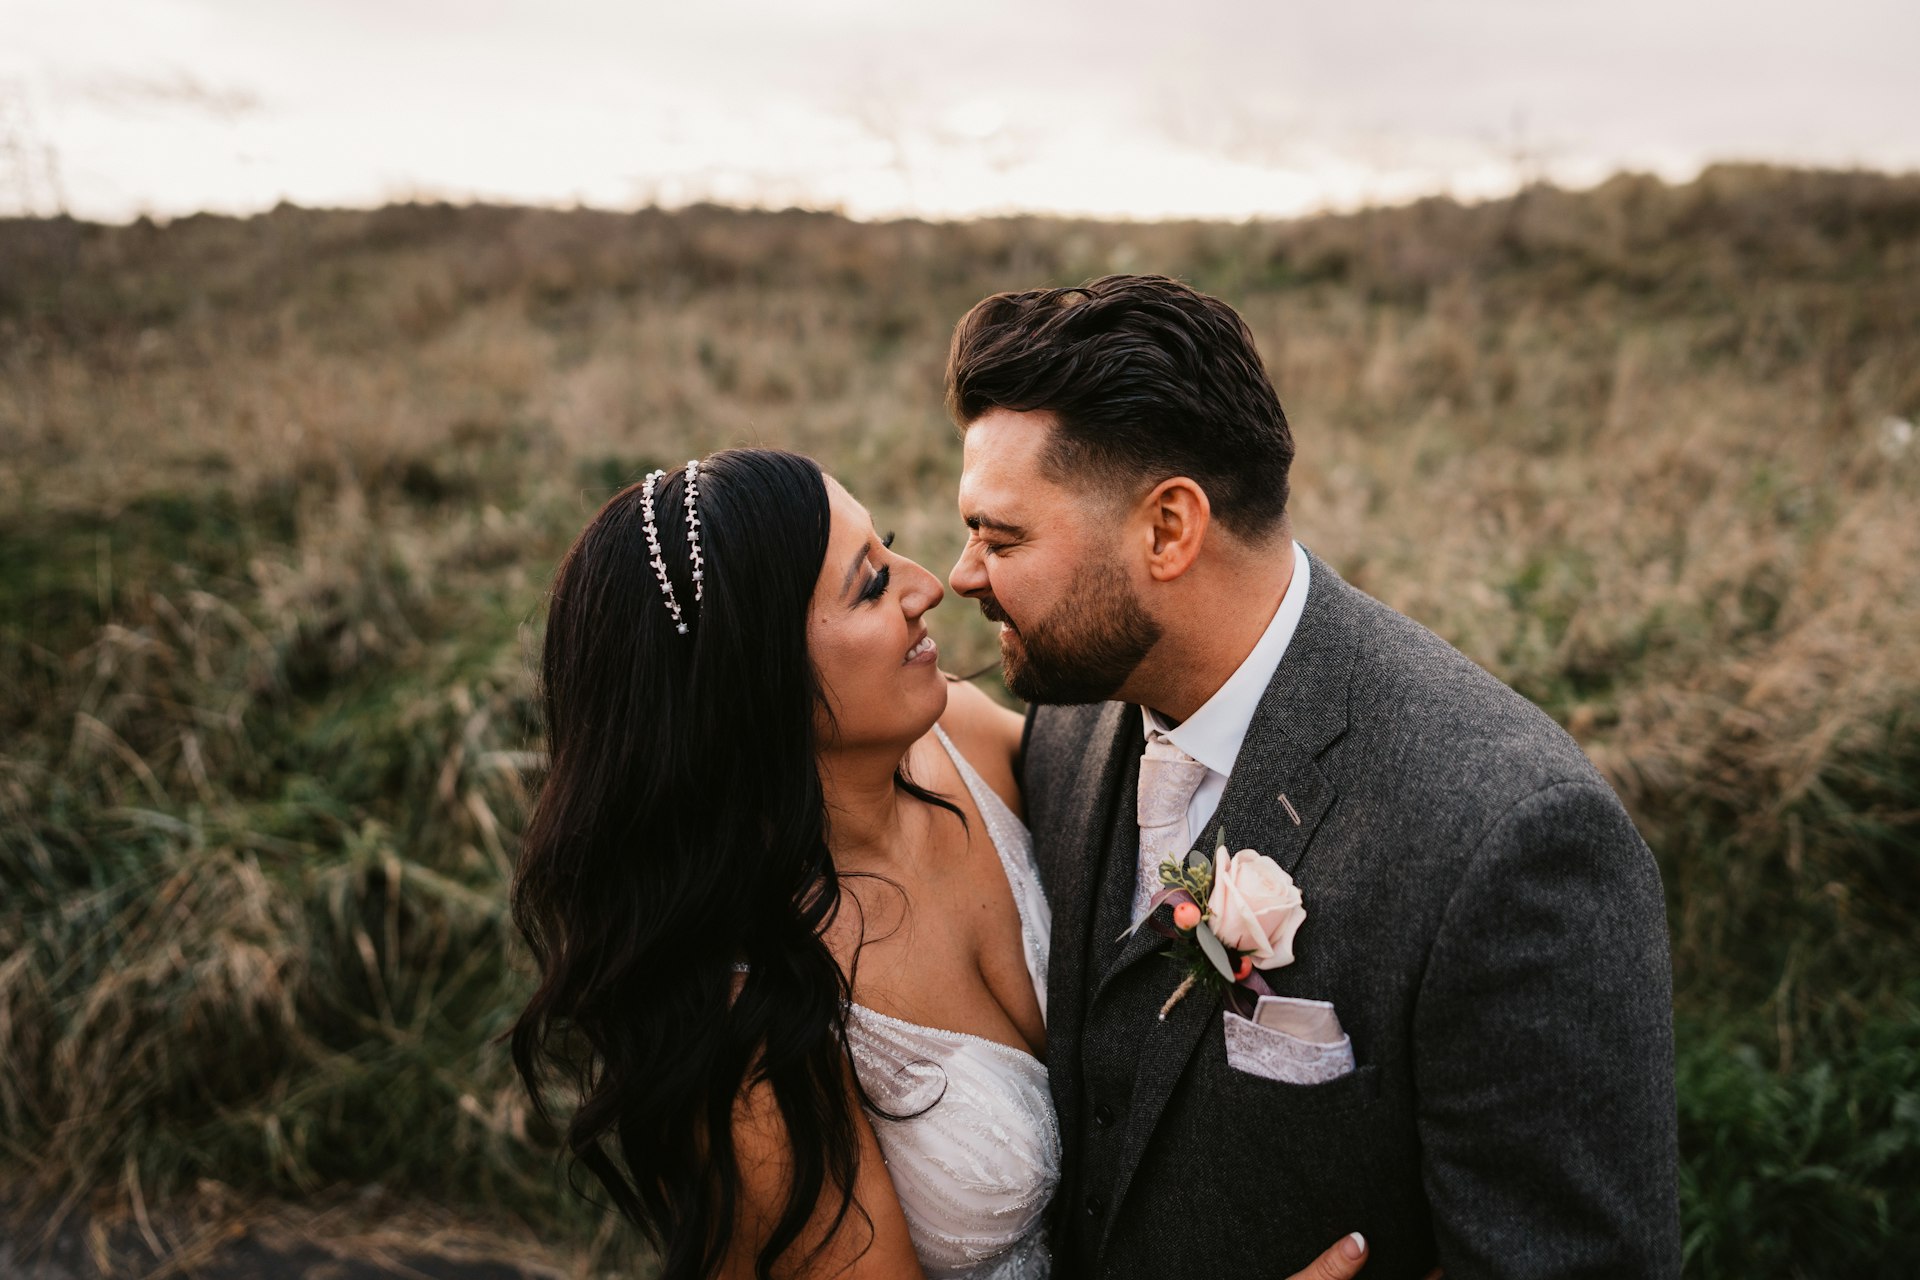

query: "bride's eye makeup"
(858, 533), (896, 603)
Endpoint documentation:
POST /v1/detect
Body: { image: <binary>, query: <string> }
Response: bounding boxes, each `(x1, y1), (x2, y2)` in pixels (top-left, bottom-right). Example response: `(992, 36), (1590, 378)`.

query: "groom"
(943, 276), (1680, 1278)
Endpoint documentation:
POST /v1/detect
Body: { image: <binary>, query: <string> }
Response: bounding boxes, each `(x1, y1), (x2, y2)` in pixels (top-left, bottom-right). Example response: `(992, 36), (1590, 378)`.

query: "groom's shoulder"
(1020, 703), (1119, 837)
(1025, 701), (1117, 777)
(1322, 567), (1603, 796)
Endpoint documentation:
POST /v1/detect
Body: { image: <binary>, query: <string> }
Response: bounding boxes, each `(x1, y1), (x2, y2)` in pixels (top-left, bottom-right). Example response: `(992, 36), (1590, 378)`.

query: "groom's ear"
(1140, 477), (1210, 583)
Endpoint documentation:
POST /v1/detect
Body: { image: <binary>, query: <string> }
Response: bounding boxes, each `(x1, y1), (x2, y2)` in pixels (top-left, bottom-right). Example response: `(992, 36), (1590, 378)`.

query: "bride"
(507, 449), (1383, 1280)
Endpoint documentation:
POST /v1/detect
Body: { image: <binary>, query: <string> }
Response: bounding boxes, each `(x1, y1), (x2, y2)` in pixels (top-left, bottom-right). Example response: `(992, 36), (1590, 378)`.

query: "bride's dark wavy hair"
(509, 447), (955, 1280)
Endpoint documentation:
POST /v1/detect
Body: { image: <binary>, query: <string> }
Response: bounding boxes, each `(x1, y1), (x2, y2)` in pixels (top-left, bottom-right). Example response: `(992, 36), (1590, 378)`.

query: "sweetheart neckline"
(849, 1000), (1049, 1069)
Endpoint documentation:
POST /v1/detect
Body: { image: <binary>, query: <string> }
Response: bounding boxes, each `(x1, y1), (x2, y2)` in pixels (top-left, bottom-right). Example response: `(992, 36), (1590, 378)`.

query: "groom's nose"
(948, 539), (989, 598)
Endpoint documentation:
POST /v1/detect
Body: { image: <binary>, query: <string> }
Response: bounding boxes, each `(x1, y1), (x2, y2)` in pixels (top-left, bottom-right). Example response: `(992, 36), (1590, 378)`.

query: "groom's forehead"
(958, 471), (1093, 546)
(957, 442), (1048, 519)
(960, 408), (1056, 491)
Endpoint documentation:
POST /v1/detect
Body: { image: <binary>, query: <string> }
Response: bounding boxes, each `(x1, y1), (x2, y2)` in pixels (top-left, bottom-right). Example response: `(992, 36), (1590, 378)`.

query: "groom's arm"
(1412, 779), (1680, 1279)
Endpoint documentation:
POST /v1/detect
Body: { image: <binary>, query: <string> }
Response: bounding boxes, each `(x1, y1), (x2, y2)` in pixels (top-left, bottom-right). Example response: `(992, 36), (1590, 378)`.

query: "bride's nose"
(902, 560), (945, 618)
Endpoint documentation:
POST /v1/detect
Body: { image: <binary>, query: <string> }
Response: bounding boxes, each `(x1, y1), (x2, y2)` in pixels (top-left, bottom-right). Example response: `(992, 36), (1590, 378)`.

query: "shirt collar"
(1142, 539), (1311, 777)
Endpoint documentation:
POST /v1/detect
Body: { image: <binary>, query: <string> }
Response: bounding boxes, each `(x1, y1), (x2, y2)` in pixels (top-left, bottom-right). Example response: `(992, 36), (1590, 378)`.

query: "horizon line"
(13, 158), (1919, 232)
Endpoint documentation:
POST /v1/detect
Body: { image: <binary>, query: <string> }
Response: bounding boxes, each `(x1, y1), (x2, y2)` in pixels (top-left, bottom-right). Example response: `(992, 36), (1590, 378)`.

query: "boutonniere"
(1123, 830), (1307, 1019)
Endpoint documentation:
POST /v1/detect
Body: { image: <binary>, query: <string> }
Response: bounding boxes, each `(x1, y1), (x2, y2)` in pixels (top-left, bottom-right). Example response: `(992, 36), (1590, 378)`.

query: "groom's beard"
(983, 555), (1161, 705)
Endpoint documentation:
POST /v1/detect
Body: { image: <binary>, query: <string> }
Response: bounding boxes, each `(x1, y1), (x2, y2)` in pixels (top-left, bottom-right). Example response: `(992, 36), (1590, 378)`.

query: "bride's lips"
(903, 631), (938, 666)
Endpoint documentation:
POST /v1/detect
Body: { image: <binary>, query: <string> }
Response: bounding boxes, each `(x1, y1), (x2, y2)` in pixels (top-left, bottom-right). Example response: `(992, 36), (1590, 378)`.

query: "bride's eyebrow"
(840, 539), (872, 598)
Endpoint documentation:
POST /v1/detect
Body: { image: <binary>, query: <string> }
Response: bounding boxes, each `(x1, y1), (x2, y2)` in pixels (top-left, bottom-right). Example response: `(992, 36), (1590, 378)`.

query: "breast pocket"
(1229, 1061), (1382, 1115)
(1204, 1014), (1384, 1121)
(1203, 1049), (1395, 1238)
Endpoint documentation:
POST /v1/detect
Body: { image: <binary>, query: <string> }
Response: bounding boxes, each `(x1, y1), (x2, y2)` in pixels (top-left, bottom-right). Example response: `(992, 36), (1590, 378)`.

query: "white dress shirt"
(1140, 539), (1311, 849)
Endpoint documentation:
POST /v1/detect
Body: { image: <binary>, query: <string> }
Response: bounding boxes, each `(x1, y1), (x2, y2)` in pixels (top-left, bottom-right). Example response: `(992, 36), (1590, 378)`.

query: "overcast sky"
(3, 0), (1916, 222)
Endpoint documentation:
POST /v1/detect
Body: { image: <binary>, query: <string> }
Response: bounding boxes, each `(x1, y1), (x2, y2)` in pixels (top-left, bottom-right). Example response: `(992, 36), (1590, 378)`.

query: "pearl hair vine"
(640, 460), (705, 635)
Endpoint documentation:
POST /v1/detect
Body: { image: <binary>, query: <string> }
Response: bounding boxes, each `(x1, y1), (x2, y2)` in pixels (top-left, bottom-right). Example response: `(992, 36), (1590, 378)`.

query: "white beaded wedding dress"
(844, 726), (1059, 1279)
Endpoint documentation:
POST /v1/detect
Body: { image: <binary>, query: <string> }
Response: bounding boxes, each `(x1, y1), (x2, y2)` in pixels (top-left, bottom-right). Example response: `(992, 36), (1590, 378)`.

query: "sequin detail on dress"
(845, 726), (1058, 1279)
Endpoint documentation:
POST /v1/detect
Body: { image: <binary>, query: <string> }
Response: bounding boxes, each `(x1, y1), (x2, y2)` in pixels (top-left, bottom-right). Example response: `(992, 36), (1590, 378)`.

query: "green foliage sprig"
(1157, 846), (1214, 902)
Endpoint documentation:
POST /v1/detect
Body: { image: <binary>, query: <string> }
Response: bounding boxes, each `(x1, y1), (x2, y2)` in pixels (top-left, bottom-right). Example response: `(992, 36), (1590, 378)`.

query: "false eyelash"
(861, 565), (892, 602)
(882, 531), (896, 549)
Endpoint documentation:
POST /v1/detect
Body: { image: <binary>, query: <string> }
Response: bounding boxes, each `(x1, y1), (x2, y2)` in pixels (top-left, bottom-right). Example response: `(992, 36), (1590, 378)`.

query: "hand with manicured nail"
(1288, 1232), (1368, 1280)
(1283, 1233), (1445, 1280)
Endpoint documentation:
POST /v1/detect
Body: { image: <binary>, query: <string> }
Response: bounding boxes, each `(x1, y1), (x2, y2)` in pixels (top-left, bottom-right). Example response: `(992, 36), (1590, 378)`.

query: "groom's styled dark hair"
(945, 274), (1294, 538)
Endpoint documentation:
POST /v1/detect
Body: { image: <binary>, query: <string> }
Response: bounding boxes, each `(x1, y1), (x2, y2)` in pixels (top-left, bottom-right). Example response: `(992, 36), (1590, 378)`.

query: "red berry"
(1173, 902), (1202, 931)
(1233, 955), (1253, 982)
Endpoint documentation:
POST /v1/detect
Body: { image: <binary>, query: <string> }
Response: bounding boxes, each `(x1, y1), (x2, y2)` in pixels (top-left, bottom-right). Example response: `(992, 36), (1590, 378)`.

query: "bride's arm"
(935, 676), (1026, 819)
(718, 1072), (926, 1280)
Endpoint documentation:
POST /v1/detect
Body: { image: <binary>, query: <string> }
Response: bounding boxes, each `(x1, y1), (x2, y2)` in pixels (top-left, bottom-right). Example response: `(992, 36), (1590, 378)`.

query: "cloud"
(10, 0), (1919, 222)
(72, 70), (264, 121)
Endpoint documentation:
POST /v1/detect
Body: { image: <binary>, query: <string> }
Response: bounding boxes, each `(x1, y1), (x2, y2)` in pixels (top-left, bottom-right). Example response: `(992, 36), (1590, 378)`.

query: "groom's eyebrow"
(965, 513), (1025, 536)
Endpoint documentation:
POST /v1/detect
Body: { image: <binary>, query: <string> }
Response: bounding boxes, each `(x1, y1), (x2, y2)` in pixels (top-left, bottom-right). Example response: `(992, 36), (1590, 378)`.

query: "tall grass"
(3, 166), (1917, 1276)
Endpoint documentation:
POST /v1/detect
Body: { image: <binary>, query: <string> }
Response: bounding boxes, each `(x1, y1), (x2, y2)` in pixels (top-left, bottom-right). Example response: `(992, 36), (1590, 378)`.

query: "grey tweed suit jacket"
(1021, 548), (1680, 1279)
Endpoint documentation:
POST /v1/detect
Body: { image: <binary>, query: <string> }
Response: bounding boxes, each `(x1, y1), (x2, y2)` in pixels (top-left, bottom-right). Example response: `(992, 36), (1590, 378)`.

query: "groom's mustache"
(978, 597), (1016, 631)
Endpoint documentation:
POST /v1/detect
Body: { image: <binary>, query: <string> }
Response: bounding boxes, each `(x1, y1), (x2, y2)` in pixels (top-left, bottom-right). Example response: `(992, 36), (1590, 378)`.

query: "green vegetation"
(3, 166), (1917, 1276)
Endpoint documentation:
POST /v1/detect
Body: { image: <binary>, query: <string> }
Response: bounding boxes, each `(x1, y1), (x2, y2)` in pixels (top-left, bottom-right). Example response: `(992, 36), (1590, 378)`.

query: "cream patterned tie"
(1133, 732), (1210, 924)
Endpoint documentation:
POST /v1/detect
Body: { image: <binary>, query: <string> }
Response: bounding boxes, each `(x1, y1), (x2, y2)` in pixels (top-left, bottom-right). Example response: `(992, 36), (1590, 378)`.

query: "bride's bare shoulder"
(933, 676), (1025, 817)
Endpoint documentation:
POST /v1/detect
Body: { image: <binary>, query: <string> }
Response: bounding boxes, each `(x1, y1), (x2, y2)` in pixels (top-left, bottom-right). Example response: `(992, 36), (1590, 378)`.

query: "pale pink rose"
(1206, 848), (1306, 970)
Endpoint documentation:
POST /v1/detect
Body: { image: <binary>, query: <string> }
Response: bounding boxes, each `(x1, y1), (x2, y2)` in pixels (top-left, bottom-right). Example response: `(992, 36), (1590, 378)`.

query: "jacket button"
(1085, 1195), (1107, 1219)
(1092, 1103), (1115, 1127)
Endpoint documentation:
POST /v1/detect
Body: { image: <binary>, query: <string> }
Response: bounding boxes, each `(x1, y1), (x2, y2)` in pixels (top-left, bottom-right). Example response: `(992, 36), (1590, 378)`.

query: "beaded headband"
(640, 460), (705, 635)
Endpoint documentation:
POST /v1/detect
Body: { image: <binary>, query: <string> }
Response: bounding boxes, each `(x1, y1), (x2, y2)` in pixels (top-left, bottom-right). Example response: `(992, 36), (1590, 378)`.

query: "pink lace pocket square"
(1223, 996), (1356, 1085)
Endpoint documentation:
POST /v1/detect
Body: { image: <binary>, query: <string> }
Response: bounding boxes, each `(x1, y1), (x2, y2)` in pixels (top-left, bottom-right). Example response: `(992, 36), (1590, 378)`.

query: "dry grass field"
(2, 165), (1917, 1276)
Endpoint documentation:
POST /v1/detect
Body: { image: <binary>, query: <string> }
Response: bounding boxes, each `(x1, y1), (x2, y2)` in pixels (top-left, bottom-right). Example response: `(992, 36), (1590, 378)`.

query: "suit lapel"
(1093, 549), (1354, 998)
(1094, 734), (1337, 995)
(1040, 701), (1134, 1131)
(1093, 549), (1361, 1254)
